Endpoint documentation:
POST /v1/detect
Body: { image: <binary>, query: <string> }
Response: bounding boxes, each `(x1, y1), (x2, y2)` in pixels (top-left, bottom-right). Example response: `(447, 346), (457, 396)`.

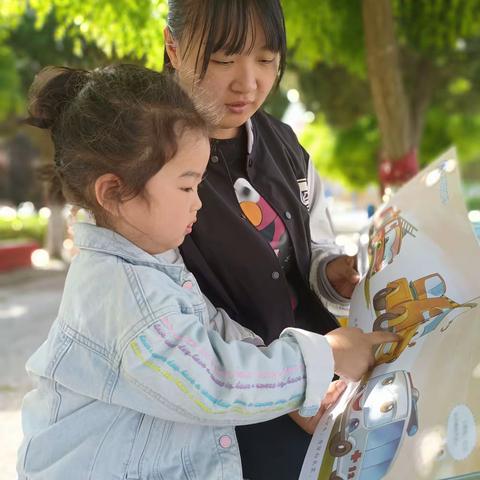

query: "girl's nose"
(193, 191), (202, 211)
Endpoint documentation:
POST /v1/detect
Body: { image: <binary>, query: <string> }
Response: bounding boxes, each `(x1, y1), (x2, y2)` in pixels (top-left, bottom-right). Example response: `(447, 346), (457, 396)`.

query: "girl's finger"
(323, 380), (347, 404)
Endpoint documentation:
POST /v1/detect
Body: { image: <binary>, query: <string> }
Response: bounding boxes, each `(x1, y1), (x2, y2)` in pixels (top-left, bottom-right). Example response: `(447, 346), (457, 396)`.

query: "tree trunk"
(46, 204), (65, 260)
(362, 0), (418, 188)
(409, 56), (436, 147)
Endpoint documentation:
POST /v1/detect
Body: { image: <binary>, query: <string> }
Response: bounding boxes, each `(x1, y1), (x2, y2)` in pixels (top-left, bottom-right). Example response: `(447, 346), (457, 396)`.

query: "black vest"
(180, 110), (338, 343)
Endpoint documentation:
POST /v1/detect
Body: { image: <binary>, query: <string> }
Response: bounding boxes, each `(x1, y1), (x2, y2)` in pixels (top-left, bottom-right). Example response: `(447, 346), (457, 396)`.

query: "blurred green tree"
(1, 0), (480, 190)
(283, 0), (480, 188)
(0, 1), (25, 124)
(0, 0), (166, 123)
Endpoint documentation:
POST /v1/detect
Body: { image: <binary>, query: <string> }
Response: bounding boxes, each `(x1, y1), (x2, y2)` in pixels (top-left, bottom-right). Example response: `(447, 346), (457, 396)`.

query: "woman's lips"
(226, 102), (252, 114)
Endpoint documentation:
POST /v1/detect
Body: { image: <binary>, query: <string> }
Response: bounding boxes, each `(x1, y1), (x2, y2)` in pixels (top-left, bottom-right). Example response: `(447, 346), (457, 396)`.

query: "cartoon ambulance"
(321, 370), (419, 480)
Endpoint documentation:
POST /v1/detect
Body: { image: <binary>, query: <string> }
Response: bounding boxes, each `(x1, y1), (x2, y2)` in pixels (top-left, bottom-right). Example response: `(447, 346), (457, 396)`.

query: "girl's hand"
(326, 255), (360, 298)
(325, 327), (400, 381)
(289, 380), (347, 434)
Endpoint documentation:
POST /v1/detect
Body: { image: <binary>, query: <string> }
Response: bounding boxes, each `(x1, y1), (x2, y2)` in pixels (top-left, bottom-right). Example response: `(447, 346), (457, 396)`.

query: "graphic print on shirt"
(233, 177), (298, 310)
(297, 178), (309, 208)
(233, 178), (288, 257)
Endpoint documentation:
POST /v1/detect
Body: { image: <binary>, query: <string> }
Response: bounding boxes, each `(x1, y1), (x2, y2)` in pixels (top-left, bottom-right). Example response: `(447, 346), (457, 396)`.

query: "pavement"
(0, 267), (66, 480)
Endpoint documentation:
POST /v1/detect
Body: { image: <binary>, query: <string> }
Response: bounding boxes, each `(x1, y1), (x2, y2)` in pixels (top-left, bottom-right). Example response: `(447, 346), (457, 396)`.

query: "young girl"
(17, 65), (396, 480)
(163, 1), (361, 477)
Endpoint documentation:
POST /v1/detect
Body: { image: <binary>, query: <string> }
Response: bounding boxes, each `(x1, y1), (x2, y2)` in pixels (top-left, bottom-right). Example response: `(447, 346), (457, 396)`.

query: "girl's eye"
(259, 58), (275, 64)
(181, 175), (206, 192)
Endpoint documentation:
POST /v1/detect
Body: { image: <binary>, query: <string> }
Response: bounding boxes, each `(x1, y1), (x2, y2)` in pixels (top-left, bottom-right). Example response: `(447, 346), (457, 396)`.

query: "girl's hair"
(164, 0), (287, 84)
(25, 64), (209, 223)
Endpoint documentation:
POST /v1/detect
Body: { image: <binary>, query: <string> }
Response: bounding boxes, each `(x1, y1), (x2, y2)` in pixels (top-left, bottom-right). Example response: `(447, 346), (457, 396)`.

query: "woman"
(164, 1), (360, 477)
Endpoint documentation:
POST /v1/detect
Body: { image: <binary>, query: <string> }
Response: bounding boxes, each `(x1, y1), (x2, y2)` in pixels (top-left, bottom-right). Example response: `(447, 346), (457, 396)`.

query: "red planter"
(0, 242), (40, 272)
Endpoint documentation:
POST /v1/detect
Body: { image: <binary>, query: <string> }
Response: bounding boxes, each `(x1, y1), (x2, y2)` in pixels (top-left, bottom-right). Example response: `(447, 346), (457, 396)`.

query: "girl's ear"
(94, 173), (122, 216)
(164, 27), (181, 69)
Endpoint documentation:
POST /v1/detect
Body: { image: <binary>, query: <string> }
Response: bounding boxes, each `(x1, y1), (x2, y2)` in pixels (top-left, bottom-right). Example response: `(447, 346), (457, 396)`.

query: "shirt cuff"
(280, 328), (334, 417)
(318, 254), (351, 306)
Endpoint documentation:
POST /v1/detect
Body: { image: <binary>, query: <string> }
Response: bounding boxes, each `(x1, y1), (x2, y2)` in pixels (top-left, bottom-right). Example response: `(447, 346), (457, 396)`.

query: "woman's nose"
(231, 63), (257, 93)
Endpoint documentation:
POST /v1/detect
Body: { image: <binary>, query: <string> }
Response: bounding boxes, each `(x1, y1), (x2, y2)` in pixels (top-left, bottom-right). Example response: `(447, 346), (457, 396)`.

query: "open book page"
(300, 148), (480, 480)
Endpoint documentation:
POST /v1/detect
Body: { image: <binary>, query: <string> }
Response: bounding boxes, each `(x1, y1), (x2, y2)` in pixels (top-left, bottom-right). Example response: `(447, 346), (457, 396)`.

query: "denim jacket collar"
(73, 222), (185, 281)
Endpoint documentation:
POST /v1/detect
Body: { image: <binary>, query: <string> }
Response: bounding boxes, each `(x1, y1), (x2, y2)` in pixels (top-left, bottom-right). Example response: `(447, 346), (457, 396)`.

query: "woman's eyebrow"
(179, 171), (203, 179)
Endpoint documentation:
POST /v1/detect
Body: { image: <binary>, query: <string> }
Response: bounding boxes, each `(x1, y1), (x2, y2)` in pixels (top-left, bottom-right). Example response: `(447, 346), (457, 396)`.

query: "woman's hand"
(289, 380), (347, 434)
(326, 255), (360, 299)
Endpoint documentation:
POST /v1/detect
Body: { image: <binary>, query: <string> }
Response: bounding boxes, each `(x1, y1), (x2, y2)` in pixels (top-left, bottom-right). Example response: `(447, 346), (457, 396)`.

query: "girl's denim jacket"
(17, 223), (334, 480)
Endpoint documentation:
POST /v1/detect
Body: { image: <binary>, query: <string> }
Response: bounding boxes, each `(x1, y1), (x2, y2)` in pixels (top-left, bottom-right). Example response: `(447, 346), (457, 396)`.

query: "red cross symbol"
(351, 450), (362, 463)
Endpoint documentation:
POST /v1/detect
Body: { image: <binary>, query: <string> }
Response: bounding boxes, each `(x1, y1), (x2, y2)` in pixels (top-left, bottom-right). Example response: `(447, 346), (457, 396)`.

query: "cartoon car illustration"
(364, 207), (417, 307)
(323, 370), (419, 480)
(369, 207), (417, 274)
(372, 273), (476, 364)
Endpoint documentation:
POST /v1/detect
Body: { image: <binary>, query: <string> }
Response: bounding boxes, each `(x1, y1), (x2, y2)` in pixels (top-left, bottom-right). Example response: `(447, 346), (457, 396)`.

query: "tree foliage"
(0, 45), (22, 120)
(2, 0), (167, 67)
(288, 0), (480, 187)
(394, 0), (480, 53)
(0, 1), (25, 120)
(1, 0), (480, 189)
(301, 115), (380, 189)
(33, 0), (167, 66)
(282, 0), (366, 76)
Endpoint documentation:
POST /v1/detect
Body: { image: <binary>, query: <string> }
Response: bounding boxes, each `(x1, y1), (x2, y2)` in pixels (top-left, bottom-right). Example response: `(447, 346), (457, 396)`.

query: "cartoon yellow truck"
(372, 273), (476, 364)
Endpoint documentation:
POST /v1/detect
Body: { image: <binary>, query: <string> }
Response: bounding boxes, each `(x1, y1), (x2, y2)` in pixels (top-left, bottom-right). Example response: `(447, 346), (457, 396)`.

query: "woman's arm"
(305, 151), (358, 314)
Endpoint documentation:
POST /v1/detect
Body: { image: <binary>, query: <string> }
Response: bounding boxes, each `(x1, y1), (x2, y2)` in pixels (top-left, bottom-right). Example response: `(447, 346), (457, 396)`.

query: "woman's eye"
(181, 187), (194, 192)
(259, 58), (275, 64)
(211, 59), (233, 65)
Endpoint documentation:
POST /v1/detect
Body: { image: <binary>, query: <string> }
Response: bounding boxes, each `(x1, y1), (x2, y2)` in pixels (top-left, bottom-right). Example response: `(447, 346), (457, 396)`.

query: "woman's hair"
(25, 64), (209, 223)
(164, 0), (287, 84)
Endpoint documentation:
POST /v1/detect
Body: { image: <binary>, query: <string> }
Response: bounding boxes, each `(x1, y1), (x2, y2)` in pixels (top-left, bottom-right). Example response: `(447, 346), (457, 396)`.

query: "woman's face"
(167, 15), (279, 139)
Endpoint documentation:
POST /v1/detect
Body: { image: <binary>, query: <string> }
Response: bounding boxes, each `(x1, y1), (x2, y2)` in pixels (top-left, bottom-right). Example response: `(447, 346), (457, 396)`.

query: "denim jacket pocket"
(17, 435), (32, 479)
(180, 446), (197, 480)
(125, 414), (155, 479)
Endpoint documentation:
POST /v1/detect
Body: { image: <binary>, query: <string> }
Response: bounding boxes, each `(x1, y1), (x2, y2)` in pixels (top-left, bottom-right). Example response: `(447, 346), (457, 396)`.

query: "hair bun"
(23, 115), (54, 130)
(26, 66), (89, 131)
